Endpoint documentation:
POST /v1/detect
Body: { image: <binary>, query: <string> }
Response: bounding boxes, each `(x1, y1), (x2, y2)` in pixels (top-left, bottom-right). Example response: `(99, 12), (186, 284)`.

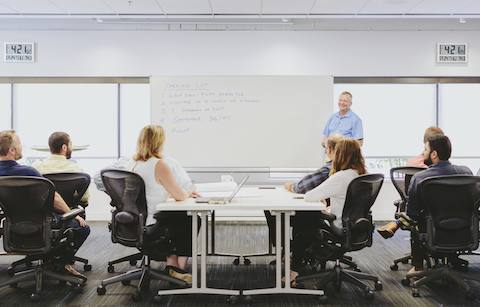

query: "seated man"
(33, 131), (89, 204)
(0, 130), (90, 278)
(284, 134), (343, 194)
(377, 126), (444, 239)
(406, 135), (472, 273)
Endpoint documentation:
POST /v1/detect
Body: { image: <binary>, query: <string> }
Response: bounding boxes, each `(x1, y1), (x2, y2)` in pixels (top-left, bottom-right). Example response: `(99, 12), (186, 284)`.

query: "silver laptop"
(195, 176), (249, 204)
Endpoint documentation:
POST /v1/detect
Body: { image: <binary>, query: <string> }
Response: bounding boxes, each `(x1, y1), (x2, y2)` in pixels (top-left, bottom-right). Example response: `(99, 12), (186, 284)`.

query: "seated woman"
(290, 139), (367, 283)
(130, 125), (199, 283)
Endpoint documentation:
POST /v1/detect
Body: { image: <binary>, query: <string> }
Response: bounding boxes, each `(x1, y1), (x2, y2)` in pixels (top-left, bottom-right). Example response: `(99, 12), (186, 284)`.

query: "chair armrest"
(60, 207), (85, 221)
(397, 212), (418, 232)
(319, 210), (336, 222)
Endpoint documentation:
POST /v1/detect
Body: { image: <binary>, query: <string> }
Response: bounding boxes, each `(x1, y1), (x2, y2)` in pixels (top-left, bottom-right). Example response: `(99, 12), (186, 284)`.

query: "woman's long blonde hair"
(331, 139), (366, 175)
(133, 125), (165, 161)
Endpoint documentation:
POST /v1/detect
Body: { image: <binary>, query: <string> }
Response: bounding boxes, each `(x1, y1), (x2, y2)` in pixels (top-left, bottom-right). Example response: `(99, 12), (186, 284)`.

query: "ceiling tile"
(0, 0), (65, 14)
(156, 0), (211, 14)
(360, 0), (423, 14)
(51, 0), (113, 14)
(103, 0), (165, 14)
(0, 2), (17, 13)
(310, 0), (368, 14)
(262, 0), (315, 14)
(211, 0), (261, 14)
(408, 0), (479, 14)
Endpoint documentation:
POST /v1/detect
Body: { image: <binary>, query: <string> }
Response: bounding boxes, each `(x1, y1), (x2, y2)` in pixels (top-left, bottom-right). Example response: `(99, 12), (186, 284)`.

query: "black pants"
(152, 211), (200, 257)
(52, 213), (91, 263)
(291, 212), (329, 272)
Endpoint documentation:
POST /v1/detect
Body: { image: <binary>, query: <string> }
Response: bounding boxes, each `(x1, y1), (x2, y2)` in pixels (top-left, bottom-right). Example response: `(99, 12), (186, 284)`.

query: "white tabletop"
(155, 186), (326, 212)
(31, 145), (90, 152)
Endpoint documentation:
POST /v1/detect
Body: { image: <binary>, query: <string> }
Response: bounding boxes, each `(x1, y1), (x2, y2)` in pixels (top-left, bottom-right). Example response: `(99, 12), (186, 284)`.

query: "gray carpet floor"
(0, 221), (479, 306)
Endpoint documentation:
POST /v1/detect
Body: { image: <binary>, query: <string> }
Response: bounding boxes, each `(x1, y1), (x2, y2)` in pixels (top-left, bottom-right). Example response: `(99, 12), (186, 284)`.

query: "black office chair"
(97, 169), (187, 301)
(296, 174), (385, 301)
(389, 166), (425, 271)
(404, 175), (480, 299)
(0, 176), (86, 301)
(43, 172), (92, 272)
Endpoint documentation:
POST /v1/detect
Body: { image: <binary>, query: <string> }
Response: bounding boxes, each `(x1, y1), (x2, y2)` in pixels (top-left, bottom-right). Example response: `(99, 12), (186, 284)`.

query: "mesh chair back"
(419, 175), (480, 253)
(390, 167), (425, 202)
(0, 176), (54, 254)
(342, 174), (384, 250)
(101, 169), (147, 247)
(43, 172), (90, 209)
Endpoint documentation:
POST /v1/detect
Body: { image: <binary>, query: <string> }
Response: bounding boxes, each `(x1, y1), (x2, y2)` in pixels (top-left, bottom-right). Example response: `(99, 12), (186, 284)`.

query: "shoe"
(281, 271), (299, 288)
(166, 266), (192, 284)
(64, 264), (87, 281)
(377, 221), (399, 239)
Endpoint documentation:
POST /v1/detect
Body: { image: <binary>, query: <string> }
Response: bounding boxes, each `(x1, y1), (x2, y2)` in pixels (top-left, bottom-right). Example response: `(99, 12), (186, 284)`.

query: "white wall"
(2, 29), (478, 220)
(0, 30), (479, 76)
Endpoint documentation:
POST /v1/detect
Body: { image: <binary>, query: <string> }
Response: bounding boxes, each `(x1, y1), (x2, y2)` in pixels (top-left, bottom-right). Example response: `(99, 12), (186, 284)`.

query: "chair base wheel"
(30, 293), (40, 302)
(132, 292), (143, 302)
(107, 265), (114, 273)
(84, 264), (92, 272)
(232, 258), (240, 266)
(243, 258), (251, 265)
(97, 286), (106, 295)
(390, 264), (398, 271)
(364, 289), (374, 300)
(243, 295), (252, 303)
(401, 278), (410, 287)
(412, 288), (420, 297)
(227, 295), (239, 304)
(374, 281), (383, 291)
(7, 268), (15, 277)
(129, 259), (137, 266)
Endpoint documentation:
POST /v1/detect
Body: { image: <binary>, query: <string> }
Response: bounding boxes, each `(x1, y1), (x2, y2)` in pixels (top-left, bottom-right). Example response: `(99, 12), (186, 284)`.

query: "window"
(439, 84), (480, 156)
(14, 83), (118, 158)
(120, 84), (150, 158)
(0, 84), (11, 131)
(438, 84), (480, 173)
(334, 84), (436, 175)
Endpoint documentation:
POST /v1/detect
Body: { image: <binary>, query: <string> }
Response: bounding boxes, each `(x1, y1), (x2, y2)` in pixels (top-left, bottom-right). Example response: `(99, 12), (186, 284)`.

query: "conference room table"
(155, 186), (326, 300)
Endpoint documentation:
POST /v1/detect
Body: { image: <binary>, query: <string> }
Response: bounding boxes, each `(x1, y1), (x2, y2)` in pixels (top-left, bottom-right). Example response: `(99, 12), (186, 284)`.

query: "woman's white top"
(130, 156), (193, 225)
(304, 169), (359, 226)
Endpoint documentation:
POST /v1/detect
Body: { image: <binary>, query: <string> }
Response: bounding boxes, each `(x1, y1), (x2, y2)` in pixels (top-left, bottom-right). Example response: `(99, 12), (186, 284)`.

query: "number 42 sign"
(4, 42), (35, 63)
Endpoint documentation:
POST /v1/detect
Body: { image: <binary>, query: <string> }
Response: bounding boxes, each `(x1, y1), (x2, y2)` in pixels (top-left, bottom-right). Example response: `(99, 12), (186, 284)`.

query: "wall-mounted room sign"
(437, 43), (467, 63)
(4, 42), (35, 63)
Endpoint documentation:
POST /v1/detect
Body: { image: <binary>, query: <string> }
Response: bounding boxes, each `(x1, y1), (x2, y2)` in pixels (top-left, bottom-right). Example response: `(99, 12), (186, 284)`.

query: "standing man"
(323, 91), (363, 146)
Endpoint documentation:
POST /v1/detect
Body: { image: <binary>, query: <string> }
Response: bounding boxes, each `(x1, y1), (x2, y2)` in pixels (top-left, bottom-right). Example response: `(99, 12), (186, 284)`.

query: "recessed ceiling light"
(281, 18), (289, 23)
(459, 18), (466, 24)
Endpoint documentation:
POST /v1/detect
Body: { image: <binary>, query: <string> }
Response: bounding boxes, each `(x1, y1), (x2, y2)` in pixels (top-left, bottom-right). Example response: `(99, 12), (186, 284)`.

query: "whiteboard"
(151, 76), (333, 168)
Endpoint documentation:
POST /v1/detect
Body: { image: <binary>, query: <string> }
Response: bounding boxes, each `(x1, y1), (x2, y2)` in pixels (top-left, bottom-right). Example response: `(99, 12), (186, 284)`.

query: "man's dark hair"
(48, 132), (70, 154)
(427, 135), (451, 161)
